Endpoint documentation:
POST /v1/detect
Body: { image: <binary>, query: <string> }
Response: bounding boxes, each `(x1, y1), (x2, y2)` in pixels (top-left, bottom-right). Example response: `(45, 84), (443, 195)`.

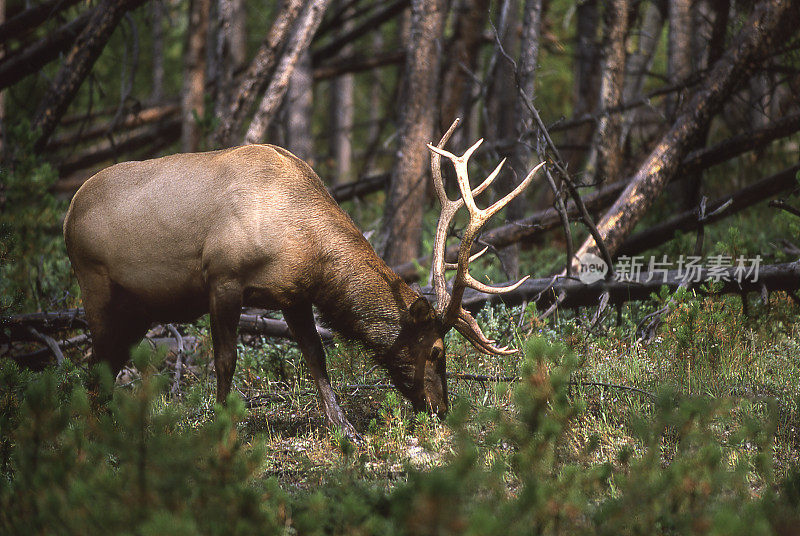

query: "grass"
(107, 286), (799, 497)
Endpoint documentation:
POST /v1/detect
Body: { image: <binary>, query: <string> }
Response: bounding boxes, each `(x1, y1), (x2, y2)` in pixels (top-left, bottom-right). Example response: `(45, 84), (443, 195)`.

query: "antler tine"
(444, 246), (488, 270)
(429, 118), (462, 314)
(429, 118), (460, 208)
(454, 310), (519, 356)
(484, 161), (546, 220)
(465, 274), (530, 294)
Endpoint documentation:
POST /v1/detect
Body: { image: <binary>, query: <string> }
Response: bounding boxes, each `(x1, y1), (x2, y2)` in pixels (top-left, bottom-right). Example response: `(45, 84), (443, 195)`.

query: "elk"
(63, 118), (543, 439)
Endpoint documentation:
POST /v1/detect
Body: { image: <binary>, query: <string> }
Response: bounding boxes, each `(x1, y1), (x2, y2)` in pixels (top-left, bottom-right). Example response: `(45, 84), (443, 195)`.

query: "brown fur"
(64, 145), (447, 438)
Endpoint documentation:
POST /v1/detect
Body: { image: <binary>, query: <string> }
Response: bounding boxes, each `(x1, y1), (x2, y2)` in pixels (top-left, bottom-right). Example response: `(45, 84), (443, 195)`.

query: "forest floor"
(138, 291), (800, 492)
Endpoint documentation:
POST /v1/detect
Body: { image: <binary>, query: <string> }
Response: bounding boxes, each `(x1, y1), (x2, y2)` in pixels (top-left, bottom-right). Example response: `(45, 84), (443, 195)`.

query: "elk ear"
(409, 296), (434, 324)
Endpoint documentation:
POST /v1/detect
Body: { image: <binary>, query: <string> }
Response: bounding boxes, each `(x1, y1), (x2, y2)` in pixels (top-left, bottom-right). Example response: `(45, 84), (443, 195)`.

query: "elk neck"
(312, 237), (418, 356)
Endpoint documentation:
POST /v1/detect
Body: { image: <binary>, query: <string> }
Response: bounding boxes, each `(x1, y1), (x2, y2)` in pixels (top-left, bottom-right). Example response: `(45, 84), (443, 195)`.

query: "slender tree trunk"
(679, 0), (728, 210)
(620, 0), (665, 148)
(151, 0), (164, 101)
(214, 0), (304, 146)
(364, 29), (385, 174)
(573, 0), (800, 264)
(330, 71), (354, 183)
(328, 0), (355, 184)
(0, 0), (5, 158)
(31, 0), (148, 152)
(439, 0), (490, 149)
(587, 0), (629, 184)
(214, 0), (247, 126)
(181, 0), (211, 152)
(244, 0), (331, 145)
(567, 0), (600, 170)
(286, 51), (313, 161)
(501, 0), (543, 278)
(666, 0), (692, 119)
(381, 0), (445, 265)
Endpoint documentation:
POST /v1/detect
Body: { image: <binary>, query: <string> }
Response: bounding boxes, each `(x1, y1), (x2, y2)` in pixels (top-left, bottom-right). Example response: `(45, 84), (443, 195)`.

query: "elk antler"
(428, 118), (545, 355)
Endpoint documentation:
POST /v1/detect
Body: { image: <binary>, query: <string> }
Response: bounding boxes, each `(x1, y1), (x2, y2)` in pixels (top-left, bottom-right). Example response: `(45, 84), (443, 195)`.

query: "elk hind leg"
(209, 280), (243, 404)
(80, 271), (150, 377)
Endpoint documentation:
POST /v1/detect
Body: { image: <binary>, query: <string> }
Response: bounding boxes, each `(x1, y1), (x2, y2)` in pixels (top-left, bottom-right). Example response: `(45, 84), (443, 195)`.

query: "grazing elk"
(63, 118), (543, 438)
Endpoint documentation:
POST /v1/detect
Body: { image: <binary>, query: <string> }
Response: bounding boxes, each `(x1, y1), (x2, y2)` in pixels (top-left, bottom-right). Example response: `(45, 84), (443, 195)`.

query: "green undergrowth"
(4, 300), (800, 534)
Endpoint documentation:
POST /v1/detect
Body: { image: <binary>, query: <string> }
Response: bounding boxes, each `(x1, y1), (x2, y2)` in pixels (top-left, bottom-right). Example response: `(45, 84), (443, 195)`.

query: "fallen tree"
(617, 164), (800, 257)
(5, 261), (799, 367)
(572, 0), (800, 262)
(392, 111), (800, 281)
(0, 5), (94, 91)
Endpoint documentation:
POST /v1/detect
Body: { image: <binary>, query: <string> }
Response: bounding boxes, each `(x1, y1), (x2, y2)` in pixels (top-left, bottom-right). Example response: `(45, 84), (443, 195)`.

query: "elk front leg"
(209, 280), (243, 404)
(283, 304), (361, 441)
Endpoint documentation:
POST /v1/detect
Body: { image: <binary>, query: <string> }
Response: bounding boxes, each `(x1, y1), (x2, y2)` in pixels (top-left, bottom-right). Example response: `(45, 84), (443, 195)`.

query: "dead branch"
(32, 0), (149, 151)
(56, 118), (181, 176)
(310, 0), (407, 63)
(0, 0), (83, 45)
(617, 164), (800, 257)
(47, 103), (179, 151)
(573, 0), (800, 262)
(312, 49), (404, 80)
(0, 6), (94, 91)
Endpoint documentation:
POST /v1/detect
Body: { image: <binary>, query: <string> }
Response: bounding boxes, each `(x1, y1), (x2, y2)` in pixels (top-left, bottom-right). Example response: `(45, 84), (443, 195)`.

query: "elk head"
(401, 118), (544, 415)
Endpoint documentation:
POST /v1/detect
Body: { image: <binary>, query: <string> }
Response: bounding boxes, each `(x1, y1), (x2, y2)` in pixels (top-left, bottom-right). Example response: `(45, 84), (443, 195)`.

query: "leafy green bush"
(3, 336), (800, 535)
(0, 124), (76, 314)
(0, 349), (286, 535)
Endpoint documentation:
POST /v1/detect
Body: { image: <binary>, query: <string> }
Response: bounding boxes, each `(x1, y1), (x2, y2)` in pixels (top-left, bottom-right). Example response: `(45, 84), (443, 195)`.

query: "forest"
(2, 0), (800, 533)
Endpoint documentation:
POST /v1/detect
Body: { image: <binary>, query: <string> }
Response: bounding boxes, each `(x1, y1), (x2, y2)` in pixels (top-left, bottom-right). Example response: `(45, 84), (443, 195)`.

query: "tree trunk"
(588, 0), (629, 184)
(31, 0), (148, 152)
(328, 0), (355, 184)
(620, 0), (665, 148)
(381, 0), (445, 266)
(503, 0), (543, 278)
(286, 51), (313, 161)
(151, 0), (164, 101)
(214, 0), (247, 126)
(244, 0), (331, 145)
(567, 0), (600, 170)
(666, 0), (692, 119)
(214, 0), (304, 146)
(439, 0), (489, 149)
(572, 0), (800, 264)
(181, 0), (210, 152)
(330, 71), (354, 183)
(0, 0), (5, 158)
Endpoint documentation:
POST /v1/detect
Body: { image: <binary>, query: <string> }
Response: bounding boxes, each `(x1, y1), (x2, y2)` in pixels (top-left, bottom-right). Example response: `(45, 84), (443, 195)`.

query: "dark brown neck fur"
(312, 236), (416, 358)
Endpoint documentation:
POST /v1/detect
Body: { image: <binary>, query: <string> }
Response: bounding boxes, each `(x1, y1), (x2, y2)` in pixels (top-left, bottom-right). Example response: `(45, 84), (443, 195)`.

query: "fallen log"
(459, 260), (800, 311)
(392, 111), (800, 281)
(0, 6), (94, 91)
(56, 118), (181, 177)
(617, 164), (800, 257)
(4, 260), (798, 366)
(47, 103), (180, 151)
(1, 310), (332, 346)
(0, 0), (83, 45)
